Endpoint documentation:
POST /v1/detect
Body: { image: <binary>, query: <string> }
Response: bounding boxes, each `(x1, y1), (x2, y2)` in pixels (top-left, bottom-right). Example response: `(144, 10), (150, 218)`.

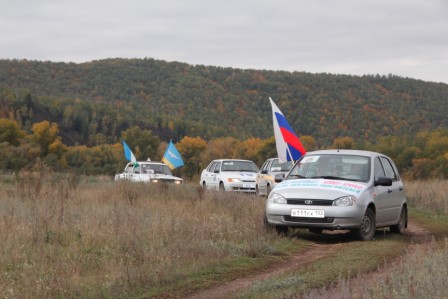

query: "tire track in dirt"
(300, 221), (432, 299)
(183, 239), (344, 299)
(183, 221), (430, 299)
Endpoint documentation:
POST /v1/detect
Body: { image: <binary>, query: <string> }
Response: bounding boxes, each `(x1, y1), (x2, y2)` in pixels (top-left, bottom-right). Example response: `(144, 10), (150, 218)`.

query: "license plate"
(291, 209), (325, 218)
(243, 183), (255, 188)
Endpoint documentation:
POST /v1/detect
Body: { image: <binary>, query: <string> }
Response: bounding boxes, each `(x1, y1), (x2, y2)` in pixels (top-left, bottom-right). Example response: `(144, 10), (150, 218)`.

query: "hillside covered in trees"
(0, 58), (447, 179)
(1, 58), (447, 147)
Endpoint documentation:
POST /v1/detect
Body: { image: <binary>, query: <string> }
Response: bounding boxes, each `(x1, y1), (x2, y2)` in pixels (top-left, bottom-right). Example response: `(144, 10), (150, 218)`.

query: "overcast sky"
(1, 0), (448, 84)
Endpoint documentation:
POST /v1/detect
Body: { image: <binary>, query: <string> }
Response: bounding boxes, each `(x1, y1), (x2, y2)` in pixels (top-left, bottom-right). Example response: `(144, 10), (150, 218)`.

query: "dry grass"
(405, 180), (448, 214)
(2, 174), (447, 298)
(0, 170), (284, 298)
(298, 180), (448, 299)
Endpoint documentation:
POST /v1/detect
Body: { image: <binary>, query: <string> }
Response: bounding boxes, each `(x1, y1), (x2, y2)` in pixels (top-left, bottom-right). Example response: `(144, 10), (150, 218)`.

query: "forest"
(0, 58), (447, 179)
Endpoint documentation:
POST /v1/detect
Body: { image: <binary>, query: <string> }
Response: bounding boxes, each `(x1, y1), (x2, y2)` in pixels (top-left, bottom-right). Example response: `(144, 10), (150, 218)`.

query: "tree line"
(1, 58), (447, 148)
(1, 117), (447, 180)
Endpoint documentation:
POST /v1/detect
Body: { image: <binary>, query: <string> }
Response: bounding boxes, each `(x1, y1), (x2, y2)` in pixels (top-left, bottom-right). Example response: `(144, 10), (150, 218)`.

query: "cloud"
(1, 0), (447, 83)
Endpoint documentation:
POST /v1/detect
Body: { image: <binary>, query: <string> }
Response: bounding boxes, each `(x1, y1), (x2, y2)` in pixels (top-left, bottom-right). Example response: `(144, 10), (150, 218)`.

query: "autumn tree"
(300, 135), (317, 152)
(331, 137), (355, 149)
(29, 120), (62, 156)
(256, 137), (277, 162)
(200, 137), (238, 166)
(176, 136), (207, 178)
(237, 137), (264, 166)
(121, 126), (160, 161)
(0, 118), (26, 146)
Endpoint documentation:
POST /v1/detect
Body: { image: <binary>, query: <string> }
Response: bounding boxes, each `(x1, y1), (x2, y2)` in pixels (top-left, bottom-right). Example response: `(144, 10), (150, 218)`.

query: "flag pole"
(161, 139), (172, 162)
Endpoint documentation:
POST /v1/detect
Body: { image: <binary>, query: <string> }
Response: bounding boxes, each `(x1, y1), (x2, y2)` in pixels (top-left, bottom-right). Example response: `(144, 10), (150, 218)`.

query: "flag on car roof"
(162, 140), (184, 170)
(269, 97), (306, 163)
(122, 140), (137, 164)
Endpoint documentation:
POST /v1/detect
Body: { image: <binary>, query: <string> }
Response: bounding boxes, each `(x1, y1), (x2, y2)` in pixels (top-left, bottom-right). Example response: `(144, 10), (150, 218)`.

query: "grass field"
(0, 171), (447, 298)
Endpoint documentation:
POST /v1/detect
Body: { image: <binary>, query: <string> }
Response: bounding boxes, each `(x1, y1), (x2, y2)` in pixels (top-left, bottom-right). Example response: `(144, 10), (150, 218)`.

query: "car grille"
(287, 199), (333, 206)
(283, 216), (335, 223)
(157, 179), (180, 183)
(232, 187), (256, 192)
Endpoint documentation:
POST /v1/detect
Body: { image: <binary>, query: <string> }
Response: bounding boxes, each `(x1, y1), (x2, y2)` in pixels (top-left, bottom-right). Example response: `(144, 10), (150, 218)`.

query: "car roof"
(129, 161), (168, 165)
(305, 149), (382, 158)
(212, 159), (254, 162)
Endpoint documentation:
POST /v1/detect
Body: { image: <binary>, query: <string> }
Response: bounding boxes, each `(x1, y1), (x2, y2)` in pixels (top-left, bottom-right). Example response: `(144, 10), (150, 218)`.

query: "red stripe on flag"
(280, 128), (306, 155)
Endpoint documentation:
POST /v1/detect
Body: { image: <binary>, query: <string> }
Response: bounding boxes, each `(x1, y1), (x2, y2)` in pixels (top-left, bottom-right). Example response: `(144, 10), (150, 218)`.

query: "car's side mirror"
(374, 177), (392, 186)
(261, 169), (268, 174)
(275, 174), (285, 183)
(214, 169), (220, 174)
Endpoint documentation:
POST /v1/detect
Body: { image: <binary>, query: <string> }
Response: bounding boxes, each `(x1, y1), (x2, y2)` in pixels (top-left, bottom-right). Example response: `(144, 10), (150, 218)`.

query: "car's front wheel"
(390, 205), (407, 233)
(219, 182), (225, 191)
(274, 225), (289, 235)
(352, 208), (376, 241)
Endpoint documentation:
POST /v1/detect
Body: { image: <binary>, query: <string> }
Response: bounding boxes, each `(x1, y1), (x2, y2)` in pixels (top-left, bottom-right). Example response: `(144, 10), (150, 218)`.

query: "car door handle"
(399, 187), (403, 191)
(387, 189), (392, 193)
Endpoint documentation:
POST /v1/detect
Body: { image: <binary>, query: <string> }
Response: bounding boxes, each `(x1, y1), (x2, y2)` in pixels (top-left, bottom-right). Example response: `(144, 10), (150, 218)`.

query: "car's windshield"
(221, 161), (259, 172)
(140, 163), (173, 175)
(286, 154), (370, 182)
(270, 160), (293, 172)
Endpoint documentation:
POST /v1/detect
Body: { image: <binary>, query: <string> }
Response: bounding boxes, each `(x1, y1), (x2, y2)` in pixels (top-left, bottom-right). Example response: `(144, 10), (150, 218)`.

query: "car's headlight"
(151, 179), (159, 183)
(268, 193), (287, 204)
(175, 180), (182, 184)
(227, 178), (242, 183)
(333, 195), (356, 206)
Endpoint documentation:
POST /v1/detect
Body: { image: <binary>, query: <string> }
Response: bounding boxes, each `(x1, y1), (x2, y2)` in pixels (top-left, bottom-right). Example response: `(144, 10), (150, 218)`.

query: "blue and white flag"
(122, 140), (137, 164)
(162, 140), (184, 170)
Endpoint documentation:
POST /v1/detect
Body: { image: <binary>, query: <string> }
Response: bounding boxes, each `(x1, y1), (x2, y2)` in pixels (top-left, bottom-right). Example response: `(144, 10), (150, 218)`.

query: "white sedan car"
(265, 149), (408, 240)
(200, 159), (259, 193)
(256, 158), (293, 197)
(115, 161), (183, 184)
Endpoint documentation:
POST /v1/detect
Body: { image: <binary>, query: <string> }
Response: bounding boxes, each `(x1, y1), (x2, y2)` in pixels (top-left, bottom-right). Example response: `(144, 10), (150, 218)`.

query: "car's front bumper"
(265, 204), (365, 230)
(225, 182), (256, 193)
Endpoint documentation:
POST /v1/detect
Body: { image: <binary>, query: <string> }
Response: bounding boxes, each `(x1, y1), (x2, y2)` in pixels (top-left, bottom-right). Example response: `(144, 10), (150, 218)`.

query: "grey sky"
(1, 0), (448, 84)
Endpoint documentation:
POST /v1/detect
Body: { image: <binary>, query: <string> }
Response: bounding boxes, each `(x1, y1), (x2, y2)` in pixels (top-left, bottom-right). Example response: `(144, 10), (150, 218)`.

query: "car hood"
(272, 178), (369, 199)
(115, 172), (182, 181)
(220, 171), (257, 181)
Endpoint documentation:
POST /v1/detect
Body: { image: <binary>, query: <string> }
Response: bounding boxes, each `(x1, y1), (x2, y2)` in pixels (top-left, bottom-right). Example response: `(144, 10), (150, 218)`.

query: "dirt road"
(183, 221), (430, 299)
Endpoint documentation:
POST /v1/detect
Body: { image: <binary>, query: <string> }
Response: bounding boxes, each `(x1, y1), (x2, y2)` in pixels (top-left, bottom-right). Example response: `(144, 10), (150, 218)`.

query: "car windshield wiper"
(310, 176), (352, 181)
(285, 174), (306, 179)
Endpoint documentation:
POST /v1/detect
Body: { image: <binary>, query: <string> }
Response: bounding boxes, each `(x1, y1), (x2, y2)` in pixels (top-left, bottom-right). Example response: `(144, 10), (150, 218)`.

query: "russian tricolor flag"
(269, 97), (306, 162)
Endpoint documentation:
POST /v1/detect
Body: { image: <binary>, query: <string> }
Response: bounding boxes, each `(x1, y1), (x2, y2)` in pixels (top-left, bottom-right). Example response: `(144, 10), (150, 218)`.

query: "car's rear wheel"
(202, 181), (206, 189)
(352, 208), (376, 241)
(390, 206), (407, 233)
(256, 185), (261, 196)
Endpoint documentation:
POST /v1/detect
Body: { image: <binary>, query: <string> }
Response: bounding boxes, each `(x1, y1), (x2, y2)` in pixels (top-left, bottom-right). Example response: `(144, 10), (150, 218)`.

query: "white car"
(256, 158), (293, 197)
(115, 161), (183, 184)
(265, 149), (408, 240)
(200, 159), (259, 193)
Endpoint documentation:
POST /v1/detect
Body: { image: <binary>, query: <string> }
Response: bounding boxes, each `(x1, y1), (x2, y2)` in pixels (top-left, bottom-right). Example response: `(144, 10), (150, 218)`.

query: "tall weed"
(0, 177), (279, 298)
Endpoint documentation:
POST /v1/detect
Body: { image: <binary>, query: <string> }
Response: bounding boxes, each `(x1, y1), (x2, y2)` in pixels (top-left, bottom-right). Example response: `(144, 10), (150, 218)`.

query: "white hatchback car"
(115, 161), (183, 184)
(200, 159), (259, 193)
(265, 149), (408, 240)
